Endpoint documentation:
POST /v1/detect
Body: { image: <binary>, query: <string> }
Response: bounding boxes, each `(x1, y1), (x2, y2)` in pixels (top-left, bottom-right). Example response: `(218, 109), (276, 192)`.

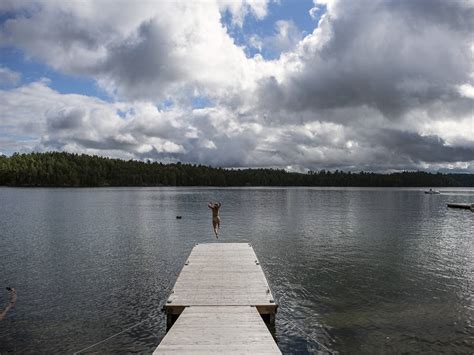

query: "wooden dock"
(154, 243), (280, 354)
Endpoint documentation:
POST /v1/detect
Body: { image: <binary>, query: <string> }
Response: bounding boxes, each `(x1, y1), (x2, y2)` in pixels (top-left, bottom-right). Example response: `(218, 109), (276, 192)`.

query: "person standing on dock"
(208, 202), (221, 238)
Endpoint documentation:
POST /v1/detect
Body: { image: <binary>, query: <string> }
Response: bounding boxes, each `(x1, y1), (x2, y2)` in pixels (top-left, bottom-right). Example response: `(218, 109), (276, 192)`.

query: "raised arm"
(208, 202), (213, 209)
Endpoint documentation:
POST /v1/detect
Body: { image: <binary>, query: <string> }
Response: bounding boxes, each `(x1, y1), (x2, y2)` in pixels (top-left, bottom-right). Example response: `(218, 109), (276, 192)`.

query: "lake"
(0, 187), (473, 354)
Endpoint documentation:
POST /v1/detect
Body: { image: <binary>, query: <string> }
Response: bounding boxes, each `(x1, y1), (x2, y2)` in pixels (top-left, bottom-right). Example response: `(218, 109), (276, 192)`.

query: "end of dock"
(154, 243), (280, 354)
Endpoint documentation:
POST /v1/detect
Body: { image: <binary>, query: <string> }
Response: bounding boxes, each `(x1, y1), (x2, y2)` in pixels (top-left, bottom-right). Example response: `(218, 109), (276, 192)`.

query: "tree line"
(0, 152), (473, 187)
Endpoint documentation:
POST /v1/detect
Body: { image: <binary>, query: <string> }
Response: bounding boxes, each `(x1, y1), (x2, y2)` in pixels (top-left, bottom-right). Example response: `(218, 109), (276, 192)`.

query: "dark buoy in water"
(176, 216), (182, 219)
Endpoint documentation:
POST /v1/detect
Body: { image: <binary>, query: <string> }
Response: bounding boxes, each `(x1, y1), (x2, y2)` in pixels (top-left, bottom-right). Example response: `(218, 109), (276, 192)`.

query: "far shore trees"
(0, 152), (473, 187)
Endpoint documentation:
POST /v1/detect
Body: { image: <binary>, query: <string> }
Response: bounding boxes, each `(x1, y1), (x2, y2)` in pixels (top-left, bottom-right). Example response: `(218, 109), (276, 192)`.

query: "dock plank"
(167, 243), (276, 310)
(155, 243), (280, 353)
(154, 306), (281, 354)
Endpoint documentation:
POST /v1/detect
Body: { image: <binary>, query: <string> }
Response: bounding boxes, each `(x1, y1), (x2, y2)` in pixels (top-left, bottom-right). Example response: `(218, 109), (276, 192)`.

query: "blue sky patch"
(221, 0), (323, 59)
(191, 96), (213, 109)
(0, 46), (110, 101)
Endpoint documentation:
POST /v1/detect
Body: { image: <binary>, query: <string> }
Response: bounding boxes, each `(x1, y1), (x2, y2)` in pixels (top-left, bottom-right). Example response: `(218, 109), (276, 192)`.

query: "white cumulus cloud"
(0, 0), (473, 172)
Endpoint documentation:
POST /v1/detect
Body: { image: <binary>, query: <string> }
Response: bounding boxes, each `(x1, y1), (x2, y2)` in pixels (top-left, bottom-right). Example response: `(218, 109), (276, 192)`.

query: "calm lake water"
(0, 187), (473, 354)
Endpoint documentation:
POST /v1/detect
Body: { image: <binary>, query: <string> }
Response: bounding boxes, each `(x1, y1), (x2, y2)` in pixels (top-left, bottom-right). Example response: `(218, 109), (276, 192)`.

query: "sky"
(0, 0), (473, 172)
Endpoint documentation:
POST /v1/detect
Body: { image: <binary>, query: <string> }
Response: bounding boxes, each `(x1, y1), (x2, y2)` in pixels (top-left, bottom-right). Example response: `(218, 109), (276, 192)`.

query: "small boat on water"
(425, 189), (440, 194)
(447, 203), (474, 211)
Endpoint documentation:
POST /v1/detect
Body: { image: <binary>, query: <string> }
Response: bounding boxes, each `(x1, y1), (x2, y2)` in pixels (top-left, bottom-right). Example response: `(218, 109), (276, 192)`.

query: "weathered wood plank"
(166, 243), (276, 311)
(155, 243), (280, 353)
(154, 306), (281, 354)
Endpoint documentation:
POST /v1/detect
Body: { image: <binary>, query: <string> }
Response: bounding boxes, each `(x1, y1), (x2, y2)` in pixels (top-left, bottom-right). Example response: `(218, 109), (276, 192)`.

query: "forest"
(1, 152), (473, 187)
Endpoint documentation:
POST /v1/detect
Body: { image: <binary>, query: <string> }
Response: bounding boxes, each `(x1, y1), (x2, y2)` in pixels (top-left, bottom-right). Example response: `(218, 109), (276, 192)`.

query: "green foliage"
(0, 152), (472, 187)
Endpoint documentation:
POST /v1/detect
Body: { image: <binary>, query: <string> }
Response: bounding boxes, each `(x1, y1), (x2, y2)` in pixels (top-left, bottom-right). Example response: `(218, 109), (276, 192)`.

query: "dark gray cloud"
(2, 6), (110, 74)
(386, 0), (474, 32)
(96, 20), (186, 100)
(257, 0), (473, 118)
(47, 107), (85, 130)
(1, 1), (254, 101)
(1, 0), (473, 172)
(368, 129), (474, 164)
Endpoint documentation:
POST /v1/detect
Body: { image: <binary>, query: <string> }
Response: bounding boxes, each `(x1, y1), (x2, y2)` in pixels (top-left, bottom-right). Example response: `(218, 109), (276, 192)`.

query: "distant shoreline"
(3, 186), (474, 190)
(1, 152), (474, 188)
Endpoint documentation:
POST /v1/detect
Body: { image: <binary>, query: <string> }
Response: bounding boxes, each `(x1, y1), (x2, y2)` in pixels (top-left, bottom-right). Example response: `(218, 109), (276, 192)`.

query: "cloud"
(0, 66), (20, 86)
(1, 1), (271, 101)
(458, 84), (474, 99)
(264, 20), (303, 57)
(1, 78), (473, 171)
(218, 0), (271, 26)
(0, 81), (264, 166)
(0, 0), (473, 172)
(255, 0), (473, 118)
(385, 130), (474, 164)
(309, 1), (325, 20)
(248, 35), (263, 52)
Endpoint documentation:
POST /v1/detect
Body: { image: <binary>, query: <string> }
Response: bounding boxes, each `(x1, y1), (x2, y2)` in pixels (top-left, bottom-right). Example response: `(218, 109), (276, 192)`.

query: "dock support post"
(166, 309), (182, 331)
